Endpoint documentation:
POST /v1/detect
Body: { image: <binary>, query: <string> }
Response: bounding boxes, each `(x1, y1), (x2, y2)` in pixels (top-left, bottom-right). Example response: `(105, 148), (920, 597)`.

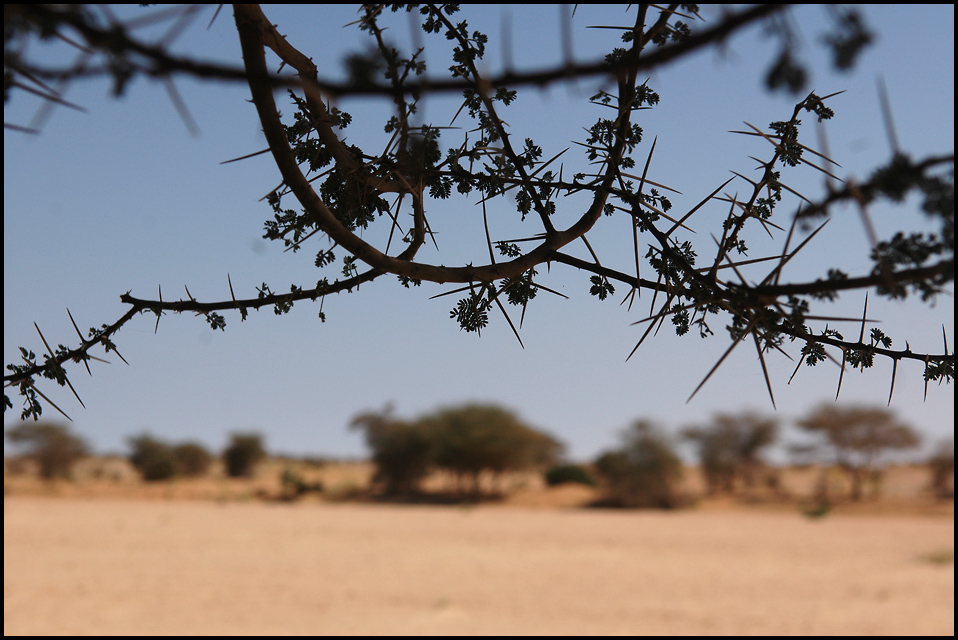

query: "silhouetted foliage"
(683, 413), (778, 495)
(796, 404), (920, 501)
(4, 5), (952, 422)
(223, 432), (266, 478)
(5, 421), (88, 479)
(594, 420), (683, 509)
(544, 464), (596, 487)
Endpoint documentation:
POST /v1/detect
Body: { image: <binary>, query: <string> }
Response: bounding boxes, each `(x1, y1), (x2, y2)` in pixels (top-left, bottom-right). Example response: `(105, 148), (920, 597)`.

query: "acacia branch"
(744, 261), (953, 298)
(8, 4), (786, 99)
(233, 4), (627, 286)
(5, 4), (952, 420)
(2, 268), (386, 391)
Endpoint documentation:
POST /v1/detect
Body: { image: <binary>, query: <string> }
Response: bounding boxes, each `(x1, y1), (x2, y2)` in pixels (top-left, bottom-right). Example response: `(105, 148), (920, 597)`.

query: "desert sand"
(4, 495), (954, 635)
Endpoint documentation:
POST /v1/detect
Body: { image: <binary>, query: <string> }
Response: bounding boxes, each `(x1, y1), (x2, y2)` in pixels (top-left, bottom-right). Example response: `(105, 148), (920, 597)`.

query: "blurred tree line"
(588, 405), (934, 507)
(126, 432), (266, 481)
(4, 425), (265, 482)
(4, 402), (953, 507)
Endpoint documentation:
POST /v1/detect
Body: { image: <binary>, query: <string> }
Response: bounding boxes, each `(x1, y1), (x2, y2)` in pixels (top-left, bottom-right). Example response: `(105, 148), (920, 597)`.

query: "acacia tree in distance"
(3, 4), (954, 422)
(421, 403), (563, 495)
(351, 403), (562, 496)
(682, 413), (778, 495)
(796, 404), (920, 501)
(5, 421), (89, 480)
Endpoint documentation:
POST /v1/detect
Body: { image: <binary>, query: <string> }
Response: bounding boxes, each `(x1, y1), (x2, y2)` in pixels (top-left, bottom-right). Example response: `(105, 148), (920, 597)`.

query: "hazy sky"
(4, 5), (954, 461)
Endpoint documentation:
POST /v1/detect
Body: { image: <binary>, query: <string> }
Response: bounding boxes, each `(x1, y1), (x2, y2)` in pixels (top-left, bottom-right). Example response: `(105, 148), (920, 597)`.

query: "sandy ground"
(4, 497), (953, 635)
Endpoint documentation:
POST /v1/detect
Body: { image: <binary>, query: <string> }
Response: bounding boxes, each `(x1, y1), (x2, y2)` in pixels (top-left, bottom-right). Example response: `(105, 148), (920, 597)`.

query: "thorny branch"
(4, 4), (953, 421)
(4, 4), (784, 101)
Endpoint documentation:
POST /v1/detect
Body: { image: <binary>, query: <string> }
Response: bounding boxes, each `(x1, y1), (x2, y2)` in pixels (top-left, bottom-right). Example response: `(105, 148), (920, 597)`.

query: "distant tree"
(350, 407), (435, 494)
(351, 403), (562, 496)
(683, 413), (778, 495)
(5, 421), (88, 479)
(796, 404), (920, 500)
(594, 420), (683, 509)
(421, 404), (563, 495)
(127, 435), (213, 481)
(128, 434), (180, 481)
(223, 433), (266, 478)
(4, 5), (953, 423)
(172, 442), (213, 477)
(927, 439), (954, 500)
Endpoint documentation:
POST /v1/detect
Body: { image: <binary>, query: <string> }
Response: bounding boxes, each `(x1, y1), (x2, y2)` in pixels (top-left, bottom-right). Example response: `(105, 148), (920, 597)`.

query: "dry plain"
(4, 486), (954, 635)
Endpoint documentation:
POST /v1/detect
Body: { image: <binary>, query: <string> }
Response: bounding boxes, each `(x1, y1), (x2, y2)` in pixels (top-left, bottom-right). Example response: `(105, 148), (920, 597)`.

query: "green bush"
(594, 420), (683, 509)
(128, 434), (180, 481)
(5, 422), (88, 479)
(280, 467), (324, 500)
(223, 432), (266, 478)
(544, 464), (595, 487)
(172, 442), (213, 477)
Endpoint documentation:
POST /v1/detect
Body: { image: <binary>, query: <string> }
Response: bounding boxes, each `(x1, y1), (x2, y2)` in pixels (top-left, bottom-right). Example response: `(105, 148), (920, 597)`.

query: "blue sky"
(4, 5), (954, 461)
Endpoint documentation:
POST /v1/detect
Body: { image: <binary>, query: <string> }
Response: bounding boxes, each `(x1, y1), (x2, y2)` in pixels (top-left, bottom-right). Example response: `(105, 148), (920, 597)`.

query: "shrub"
(544, 464), (595, 487)
(128, 434), (180, 481)
(172, 442), (213, 477)
(594, 420), (683, 509)
(223, 432), (266, 478)
(280, 467), (324, 500)
(5, 421), (88, 479)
